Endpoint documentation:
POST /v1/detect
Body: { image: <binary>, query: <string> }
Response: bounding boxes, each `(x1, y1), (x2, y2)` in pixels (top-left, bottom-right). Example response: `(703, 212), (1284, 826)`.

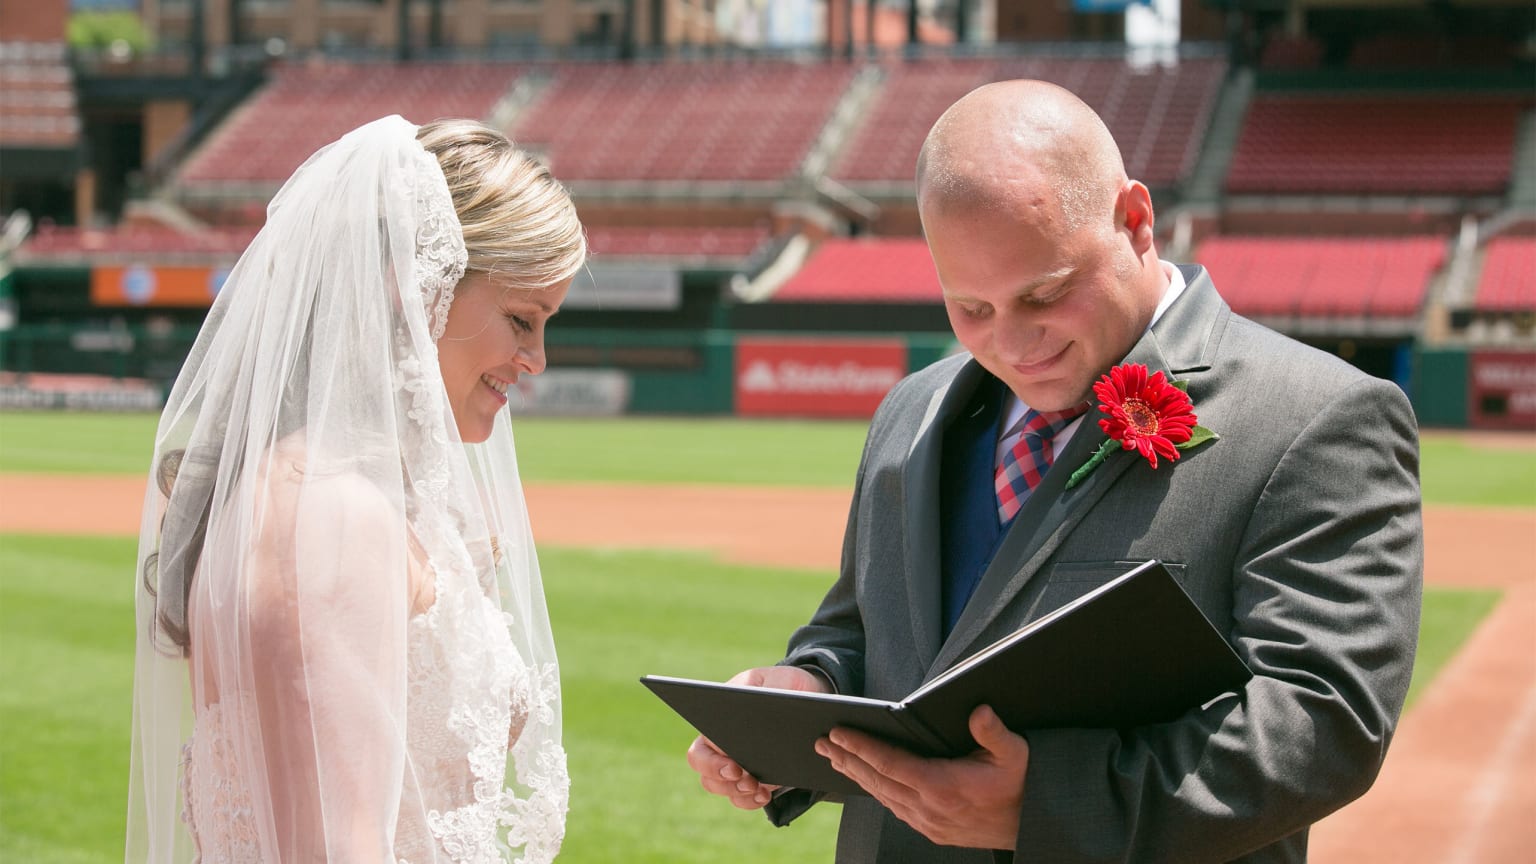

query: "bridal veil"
(126, 116), (571, 862)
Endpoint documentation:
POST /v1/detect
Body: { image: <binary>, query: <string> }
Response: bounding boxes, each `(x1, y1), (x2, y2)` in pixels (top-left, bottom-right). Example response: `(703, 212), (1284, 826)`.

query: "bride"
(125, 115), (586, 862)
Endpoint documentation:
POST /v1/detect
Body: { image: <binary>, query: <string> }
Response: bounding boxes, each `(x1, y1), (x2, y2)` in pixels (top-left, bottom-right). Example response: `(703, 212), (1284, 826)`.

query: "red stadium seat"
(513, 61), (856, 183)
(774, 238), (939, 303)
(831, 56), (1225, 189)
(1226, 94), (1528, 196)
(1474, 237), (1536, 314)
(178, 61), (525, 188)
(20, 224), (257, 261)
(1196, 235), (1446, 320)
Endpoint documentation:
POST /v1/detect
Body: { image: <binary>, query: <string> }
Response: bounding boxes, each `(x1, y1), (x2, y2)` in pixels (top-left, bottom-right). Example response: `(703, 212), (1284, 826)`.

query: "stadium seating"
(178, 61), (524, 187)
(0, 41), (79, 149)
(829, 58), (989, 184)
(1226, 94), (1529, 196)
(1195, 235), (1448, 319)
(832, 55), (1226, 189)
(1473, 236), (1536, 314)
(586, 226), (769, 260)
(512, 61), (856, 183)
(20, 224), (256, 261)
(774, 237), (938, 302)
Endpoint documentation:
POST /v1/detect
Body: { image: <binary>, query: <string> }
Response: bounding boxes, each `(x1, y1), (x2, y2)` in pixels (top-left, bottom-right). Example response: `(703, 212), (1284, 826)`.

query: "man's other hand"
(815, 704), (1030, 849)
(685, 665), (832, 810)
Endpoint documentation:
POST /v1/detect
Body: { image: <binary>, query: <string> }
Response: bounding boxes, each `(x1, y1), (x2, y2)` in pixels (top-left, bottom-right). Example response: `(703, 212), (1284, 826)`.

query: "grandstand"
(1474, 236), (1536, 316)
(513, 60), (856, 186)
(177, 62), (527, 192)
(1194, 235), (1447, 326)
(831, 53), (1227, 195)
(1226, 94), (1527, 197)
(3, 1), (1533, 427)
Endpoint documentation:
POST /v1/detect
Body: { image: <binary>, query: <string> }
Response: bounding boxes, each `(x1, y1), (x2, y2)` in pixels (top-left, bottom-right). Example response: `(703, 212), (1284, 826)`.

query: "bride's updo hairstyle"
(415, 119), (586, 291)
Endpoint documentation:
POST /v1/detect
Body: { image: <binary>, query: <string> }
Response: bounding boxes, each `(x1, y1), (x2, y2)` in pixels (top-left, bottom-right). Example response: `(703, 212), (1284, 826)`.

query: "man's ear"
(1117, 180), (1155, 254)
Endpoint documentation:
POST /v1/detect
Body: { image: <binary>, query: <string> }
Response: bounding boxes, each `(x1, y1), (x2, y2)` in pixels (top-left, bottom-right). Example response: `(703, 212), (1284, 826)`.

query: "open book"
(642, 560), (1252, 796)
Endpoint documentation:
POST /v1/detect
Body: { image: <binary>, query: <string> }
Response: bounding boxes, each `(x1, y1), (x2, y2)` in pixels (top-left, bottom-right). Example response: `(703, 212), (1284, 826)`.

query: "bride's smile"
(436, 272), (572, 443)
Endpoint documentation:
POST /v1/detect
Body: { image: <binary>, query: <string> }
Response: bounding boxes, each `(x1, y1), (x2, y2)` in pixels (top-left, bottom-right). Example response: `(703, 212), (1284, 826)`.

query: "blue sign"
(122, 265), (156, 305)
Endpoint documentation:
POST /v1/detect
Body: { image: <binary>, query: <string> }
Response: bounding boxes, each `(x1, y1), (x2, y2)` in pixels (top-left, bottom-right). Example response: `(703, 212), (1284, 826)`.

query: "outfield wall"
(3, 260), (1528, 426)
(6, 317), (1532, 431)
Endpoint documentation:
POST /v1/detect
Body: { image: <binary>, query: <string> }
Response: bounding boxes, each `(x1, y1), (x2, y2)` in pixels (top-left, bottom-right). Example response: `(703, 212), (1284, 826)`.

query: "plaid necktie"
(995, 405), (1087, 523)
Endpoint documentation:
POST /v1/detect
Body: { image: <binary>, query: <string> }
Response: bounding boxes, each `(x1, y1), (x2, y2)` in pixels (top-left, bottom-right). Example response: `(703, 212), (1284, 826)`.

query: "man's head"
(916, 80), (1168, 412)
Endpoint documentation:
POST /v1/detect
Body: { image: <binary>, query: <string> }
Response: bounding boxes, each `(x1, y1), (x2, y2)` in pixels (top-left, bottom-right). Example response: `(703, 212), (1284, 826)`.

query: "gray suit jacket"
(770, 267), (1423, 864)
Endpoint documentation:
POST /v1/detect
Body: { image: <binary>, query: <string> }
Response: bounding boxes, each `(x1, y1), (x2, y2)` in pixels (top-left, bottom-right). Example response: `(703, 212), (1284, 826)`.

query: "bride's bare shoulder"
(247, 435), (406, 591)
(259, 434), (398, 516)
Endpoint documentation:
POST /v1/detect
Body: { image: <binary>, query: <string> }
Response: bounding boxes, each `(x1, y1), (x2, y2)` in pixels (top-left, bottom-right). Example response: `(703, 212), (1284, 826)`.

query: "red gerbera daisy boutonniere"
(1065, 363), (1218, 489)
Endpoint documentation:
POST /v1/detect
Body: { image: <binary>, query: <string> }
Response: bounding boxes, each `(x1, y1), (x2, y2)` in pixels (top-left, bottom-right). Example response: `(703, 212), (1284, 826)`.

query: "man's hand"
(815, 705), (1030, 850)
(685, 665), (832, 810)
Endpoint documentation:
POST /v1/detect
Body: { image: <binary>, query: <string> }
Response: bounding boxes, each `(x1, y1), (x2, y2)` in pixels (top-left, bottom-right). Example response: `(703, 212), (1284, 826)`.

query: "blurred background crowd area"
(0, 0), (1532, 430)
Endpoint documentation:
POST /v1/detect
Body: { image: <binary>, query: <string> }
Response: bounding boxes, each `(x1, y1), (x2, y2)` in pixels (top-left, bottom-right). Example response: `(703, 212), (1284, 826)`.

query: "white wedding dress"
(179, 599), (566, 863)
(174, 429), (568, 863)
(127, 116), (570, 863)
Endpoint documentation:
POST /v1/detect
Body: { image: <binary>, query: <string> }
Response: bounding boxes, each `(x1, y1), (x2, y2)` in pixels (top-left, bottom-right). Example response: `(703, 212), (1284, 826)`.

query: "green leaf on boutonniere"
(1177, 425), (1219, 451)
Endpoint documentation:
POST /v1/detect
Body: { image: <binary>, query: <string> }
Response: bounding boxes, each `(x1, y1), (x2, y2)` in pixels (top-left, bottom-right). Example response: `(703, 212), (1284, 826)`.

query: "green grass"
(0, 412), (160, 475)
(5, 413), (1535, 507)
(546, 547), (841, 863)
(1403, 587), (1502, 710)
(0, 530), (1502, 862)
(0, 535), (137, 862)
(1419, 435), (1536, 508)
(0, 412), (872, 487)
(0, 536), (841, 862)
(511, 418), (868, 487)
(0, 412), (1524, 859)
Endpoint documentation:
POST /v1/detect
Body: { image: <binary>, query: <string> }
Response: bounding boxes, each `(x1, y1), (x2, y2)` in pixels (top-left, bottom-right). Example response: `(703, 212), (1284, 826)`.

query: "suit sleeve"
(1014, 375), (1424, 863)
(763, 381), (900, 826)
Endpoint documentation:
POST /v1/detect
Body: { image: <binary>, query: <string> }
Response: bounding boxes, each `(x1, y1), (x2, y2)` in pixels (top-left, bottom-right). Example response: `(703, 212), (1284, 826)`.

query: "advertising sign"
(506, 369), (631, 416)
(1468, 350), (1536, 431)
(91, 265), (226, 307)
(565, 264), (681, 311)
(735, 337), (907, 418)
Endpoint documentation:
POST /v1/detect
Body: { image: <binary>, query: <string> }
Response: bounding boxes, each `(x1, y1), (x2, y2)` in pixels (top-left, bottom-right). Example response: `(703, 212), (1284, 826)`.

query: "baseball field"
(0, 412), (1532, 862)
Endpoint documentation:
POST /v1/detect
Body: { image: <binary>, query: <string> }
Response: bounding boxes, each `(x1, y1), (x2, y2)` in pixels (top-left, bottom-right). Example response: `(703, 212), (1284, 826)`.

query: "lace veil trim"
(410, 145), (468, 343)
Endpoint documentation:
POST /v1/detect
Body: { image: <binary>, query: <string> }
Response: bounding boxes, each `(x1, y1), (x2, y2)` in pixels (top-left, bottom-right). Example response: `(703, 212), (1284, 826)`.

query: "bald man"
(686, 81), (1422, 863)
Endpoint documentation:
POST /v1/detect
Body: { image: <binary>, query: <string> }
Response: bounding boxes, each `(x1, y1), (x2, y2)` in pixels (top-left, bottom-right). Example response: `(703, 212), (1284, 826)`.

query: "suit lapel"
(930, 267), (1230, 673)
(902, 359), (990, 669)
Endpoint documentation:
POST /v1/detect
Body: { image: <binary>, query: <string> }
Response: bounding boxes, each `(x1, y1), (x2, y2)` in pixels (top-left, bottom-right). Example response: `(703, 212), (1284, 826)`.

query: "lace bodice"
(180, 585), (566, 863)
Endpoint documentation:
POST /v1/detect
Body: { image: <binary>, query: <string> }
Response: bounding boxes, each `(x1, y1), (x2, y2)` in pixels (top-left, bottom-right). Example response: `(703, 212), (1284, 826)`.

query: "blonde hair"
(416, 118), (587, 290)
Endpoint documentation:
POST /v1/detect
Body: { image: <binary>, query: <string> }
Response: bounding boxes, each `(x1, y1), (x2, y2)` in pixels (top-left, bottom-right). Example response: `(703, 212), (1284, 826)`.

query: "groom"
(685, 80), (1423, 862)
